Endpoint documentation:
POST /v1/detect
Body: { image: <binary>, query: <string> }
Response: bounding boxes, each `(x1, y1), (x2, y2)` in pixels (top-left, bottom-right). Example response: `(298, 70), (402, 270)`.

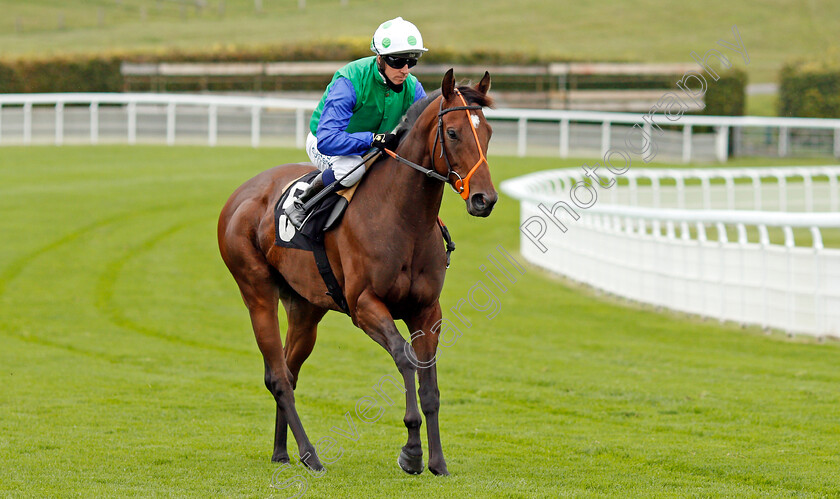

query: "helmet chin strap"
(376, 58), (405, 93)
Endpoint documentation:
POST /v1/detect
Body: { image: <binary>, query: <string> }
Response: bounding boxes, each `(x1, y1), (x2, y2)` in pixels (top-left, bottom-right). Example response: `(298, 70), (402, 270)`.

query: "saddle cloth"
(274, 171), (359, 250)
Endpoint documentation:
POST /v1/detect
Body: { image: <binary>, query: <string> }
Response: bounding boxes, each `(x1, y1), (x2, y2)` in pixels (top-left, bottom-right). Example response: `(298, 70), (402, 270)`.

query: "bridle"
(383, 88), (488, 200)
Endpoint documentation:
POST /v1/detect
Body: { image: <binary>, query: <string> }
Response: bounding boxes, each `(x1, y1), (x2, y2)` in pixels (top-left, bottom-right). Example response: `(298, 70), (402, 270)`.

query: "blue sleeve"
(315, 77), (375, 156)
(414, 80), (427, 103)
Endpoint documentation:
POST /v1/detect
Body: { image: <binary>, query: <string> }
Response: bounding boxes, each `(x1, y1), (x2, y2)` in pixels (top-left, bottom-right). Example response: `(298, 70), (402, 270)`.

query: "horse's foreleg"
(405, 304), (449, 476)
(354, 290), (424, 474)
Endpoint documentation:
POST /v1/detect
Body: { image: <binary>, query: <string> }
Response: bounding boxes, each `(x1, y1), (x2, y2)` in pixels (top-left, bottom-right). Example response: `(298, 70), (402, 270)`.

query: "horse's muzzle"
(468, 191), (498, 217)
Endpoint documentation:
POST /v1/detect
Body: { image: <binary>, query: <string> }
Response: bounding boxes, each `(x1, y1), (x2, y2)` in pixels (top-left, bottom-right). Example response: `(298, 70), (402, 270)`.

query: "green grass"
(1, 146), (839, 497)
(1, 0), (838, 83)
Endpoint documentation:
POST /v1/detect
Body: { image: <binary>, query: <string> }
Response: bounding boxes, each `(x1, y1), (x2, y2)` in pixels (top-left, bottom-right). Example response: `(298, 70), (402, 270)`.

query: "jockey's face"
(377, 55), (412, 86)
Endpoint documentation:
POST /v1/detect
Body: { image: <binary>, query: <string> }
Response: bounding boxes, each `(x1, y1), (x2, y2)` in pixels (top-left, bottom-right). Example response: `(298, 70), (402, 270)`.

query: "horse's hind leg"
(267, 368), (290, 463)
(229, 256), (323, 470)
(270, 295), (327, 463)
(354, 290), (424, 474)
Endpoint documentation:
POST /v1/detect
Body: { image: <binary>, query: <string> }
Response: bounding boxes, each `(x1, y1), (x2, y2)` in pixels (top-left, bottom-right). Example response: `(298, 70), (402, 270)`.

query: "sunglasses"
(382, 55), (418, 69)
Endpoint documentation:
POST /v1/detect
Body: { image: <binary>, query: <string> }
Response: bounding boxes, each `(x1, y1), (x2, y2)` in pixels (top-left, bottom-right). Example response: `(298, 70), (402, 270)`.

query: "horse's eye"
(447, 129), (458, 140)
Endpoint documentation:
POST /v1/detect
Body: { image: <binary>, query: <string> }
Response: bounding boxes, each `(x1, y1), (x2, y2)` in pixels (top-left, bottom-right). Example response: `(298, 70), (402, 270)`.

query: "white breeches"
(306, 132), (367, 187)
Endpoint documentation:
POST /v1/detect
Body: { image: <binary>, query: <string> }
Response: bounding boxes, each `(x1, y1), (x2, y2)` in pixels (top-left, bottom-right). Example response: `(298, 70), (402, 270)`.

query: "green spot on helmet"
(371, 16), (428, 57)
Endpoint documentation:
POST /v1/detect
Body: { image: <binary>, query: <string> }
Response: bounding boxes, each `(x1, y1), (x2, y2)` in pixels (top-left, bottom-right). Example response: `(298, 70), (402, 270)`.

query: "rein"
(384, 88), (486, 200)
(384, 149), (449, 182)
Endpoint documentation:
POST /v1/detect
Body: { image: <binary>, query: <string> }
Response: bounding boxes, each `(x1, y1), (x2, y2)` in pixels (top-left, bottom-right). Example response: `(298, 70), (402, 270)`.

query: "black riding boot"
(285, 172), (326, 229)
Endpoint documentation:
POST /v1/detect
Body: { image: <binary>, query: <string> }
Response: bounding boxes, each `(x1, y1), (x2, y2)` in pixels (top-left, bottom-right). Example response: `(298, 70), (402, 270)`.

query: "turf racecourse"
(1, 146), (839, 497)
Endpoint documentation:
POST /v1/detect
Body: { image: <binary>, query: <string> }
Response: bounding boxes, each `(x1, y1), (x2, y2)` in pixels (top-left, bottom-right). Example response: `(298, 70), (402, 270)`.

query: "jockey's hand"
(371, 133), (399, 151)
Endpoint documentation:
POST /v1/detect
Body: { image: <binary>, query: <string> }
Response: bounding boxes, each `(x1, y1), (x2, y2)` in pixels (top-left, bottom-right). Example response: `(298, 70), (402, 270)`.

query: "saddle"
(274, 171), (358, 249)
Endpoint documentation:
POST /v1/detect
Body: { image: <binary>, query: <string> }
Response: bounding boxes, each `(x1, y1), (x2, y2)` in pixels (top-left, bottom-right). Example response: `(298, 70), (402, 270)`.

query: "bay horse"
(217, 69), (496, 476)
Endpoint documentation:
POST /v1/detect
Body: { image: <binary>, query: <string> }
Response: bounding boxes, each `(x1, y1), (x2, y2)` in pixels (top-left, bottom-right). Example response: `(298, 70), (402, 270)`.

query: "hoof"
(300, 452), (324, 472)
(271, 452), (290, 464)
(398, 448), (424, 475)
(429, 464), (450, 476)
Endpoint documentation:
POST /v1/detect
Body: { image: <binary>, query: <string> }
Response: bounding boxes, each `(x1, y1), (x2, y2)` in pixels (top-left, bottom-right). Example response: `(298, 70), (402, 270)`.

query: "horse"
(217, 69), (496, 476)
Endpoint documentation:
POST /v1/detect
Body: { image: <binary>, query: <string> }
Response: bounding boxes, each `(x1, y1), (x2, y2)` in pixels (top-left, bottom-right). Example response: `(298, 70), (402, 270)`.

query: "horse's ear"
(441, 68), (455, 100)
(476, 71), (491, 95)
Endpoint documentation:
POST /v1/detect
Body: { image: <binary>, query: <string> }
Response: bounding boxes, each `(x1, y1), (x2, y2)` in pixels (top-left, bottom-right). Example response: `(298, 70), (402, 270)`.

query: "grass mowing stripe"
(93, 215), (251, 356)
(0, 201), (192, 297)
(0, 324), (133, 365)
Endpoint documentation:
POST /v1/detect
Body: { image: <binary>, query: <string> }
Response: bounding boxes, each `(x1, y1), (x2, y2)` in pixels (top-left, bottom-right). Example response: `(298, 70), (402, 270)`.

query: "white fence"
(1, 93), (840, 161)
(488, 108), (840, 161)
(532, 166), (840, 212)
(0, 93), (313, 149)
(500, 166), (840, 338)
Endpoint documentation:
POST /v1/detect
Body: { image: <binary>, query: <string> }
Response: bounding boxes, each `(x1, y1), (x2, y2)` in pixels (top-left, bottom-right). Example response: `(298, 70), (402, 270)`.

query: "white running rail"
(0, 93), (315, 148)
(1, 93), (840, 161)
(501, 166), (840, 338)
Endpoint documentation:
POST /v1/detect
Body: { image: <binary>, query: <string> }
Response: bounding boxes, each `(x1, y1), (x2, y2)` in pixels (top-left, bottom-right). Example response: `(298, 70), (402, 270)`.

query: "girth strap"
(312, 242), (350, 314)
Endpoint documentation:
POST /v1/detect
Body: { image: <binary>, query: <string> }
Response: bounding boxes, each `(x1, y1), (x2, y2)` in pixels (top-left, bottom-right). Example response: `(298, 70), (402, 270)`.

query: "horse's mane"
(393, 85), (494, 144)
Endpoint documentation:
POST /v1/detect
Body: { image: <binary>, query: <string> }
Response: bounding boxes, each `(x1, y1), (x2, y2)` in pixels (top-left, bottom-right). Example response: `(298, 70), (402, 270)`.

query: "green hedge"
(779, 61), (840, 118)
(0, 63), (25, 93)
(0, 56), (123, 93)
(126, 43), (549, 92)
(701, 68), (746, 117)
(125, 42), (545, 65)
(0, 44), (746, 117)
(0, 43), (549, 94)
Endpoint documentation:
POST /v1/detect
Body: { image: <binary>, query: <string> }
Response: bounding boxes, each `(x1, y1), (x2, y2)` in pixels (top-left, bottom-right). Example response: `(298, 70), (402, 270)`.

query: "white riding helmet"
(370, 17), (428, 59)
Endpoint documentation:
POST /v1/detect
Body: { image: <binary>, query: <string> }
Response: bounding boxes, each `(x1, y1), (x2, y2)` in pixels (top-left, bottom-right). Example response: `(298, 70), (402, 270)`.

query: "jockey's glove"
(371, 133), (399, 151)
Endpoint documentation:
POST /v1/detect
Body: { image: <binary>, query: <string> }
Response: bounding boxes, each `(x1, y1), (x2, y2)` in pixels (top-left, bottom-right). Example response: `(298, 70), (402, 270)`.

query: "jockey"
(285, 17), (428, 228)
